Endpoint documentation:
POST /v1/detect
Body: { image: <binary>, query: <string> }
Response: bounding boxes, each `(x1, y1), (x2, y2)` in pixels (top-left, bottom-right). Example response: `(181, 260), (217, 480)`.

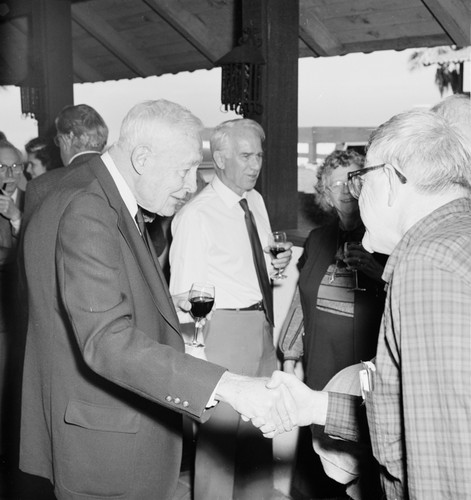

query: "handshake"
(215, 370), (329, 438)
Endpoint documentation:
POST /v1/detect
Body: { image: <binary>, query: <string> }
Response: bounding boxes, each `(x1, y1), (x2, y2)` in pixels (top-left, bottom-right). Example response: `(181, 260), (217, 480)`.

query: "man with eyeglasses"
(0, 140), (24, 256)
(0, 139), (25, 460)
(266, 106), (471, 500)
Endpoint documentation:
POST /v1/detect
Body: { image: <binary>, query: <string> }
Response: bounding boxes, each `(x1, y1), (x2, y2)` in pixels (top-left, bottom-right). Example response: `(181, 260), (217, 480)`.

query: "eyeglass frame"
(0, 163), (25, 176)
(326, 180), (350, 193)
(347, 163), (407, 199)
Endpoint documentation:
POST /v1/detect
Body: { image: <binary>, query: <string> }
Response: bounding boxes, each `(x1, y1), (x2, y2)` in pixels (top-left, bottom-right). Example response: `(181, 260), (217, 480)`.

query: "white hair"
(367, 108), (471, 194)
(117, 100), (203, 152)
(210, 118), (265, 158)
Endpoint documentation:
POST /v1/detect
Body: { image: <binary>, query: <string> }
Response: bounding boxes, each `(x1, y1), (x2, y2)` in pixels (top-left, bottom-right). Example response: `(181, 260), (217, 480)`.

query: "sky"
(1, 47), (466, 150)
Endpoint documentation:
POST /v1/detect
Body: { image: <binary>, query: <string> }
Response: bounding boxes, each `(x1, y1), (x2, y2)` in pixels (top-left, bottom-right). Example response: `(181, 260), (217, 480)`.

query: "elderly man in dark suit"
(20, 100), (294, 500)
(23, 104), (108, 224)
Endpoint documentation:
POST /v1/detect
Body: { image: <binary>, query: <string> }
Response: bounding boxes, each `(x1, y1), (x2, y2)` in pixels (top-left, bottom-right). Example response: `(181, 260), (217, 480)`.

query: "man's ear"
(213, 150), (225, 170)
(385, 164), (400, 207)
(130, 145), (151, 175)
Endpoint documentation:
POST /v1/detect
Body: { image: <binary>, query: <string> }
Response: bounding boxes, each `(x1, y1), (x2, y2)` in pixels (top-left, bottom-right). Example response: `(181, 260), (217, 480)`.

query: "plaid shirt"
(326, 198), (471, 500)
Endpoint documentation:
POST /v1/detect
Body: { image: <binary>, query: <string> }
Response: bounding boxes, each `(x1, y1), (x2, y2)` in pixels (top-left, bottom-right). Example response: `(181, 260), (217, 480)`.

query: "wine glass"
(268, 231), (288, 280)
(187, 282), (215, 347)
(343, 242), (366, 292)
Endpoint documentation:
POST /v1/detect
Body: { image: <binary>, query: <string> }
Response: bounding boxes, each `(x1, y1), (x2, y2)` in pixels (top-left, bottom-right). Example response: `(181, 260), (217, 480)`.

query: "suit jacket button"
(174, 398), (181, 404)
(166, 395), (172, 402)
(182, 401), (189, 407)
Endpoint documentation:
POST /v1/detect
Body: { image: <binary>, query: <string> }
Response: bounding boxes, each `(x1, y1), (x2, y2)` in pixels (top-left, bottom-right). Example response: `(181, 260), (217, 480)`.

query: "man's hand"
(0, 194), (21, 222)
(266, 371), (329, 428)
(172, 291), (191, 314)
(215, 372), (297, 438)
(264, 241), (293, 271)
(282, 359), (302, 379)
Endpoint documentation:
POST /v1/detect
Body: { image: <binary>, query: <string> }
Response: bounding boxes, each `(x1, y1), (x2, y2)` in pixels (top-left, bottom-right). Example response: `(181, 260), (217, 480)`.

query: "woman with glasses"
(279, 149), (386, 500)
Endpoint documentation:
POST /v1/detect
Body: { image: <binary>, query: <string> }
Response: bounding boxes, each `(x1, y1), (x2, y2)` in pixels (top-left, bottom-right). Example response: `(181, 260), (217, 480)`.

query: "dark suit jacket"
(20, 156), (225, 500)
(0, 188), (24, 330)
(23, 152), (101, 226)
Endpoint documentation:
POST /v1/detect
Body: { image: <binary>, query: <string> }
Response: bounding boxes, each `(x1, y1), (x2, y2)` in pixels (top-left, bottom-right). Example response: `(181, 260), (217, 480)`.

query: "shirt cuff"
(10, 217), (21, 236)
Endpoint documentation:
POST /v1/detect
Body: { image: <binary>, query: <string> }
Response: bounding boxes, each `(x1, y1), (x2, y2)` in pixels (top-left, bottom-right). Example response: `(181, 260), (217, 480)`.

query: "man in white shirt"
(170, 118), (292, 500)
(20, 102), (294, 500)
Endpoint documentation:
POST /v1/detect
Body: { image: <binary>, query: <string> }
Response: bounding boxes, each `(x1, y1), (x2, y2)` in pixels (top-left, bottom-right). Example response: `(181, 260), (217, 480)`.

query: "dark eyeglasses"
(347, 163), (407, 199)
(0, 163), (25, 176)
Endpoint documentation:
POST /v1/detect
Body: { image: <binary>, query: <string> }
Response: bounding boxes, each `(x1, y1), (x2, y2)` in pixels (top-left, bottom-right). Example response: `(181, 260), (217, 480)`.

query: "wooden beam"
(31, 0), (74, 136)
(242, 0), (299, 230)
(73, 51), (106, 83)
(72, 2), (156, 78)
(0, 0), (31, 19)
(421, 0), (471, 46)
(0, 17), (28, 85)
(299, 0), (346, 57)
(142, 0), (230, 63)
(342, 33), (451, 54)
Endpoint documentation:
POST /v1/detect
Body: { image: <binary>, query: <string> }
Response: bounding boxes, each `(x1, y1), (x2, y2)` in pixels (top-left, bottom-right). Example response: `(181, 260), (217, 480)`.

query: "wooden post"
(241, 0), (299, 230)
(31, 0), (74, 137)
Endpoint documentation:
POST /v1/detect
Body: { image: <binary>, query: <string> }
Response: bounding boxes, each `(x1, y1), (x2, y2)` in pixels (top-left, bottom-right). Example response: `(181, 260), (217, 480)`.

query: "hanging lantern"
(20, 85), (41, 119)
(216, 29), (265, 117)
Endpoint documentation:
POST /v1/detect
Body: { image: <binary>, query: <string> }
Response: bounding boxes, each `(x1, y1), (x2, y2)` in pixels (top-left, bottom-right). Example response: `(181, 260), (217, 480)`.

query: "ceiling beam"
(73, 51), (105, 83)
(0, 0), (31, 19)
(421, 0), (471, 46)
(142, 0), (230, 63)
(72, 2), (156, 78)
(299, 0), (345, 57)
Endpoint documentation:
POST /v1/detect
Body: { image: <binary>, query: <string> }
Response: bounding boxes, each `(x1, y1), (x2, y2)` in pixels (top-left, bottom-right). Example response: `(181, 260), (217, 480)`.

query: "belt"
(219, 301), (264, 312)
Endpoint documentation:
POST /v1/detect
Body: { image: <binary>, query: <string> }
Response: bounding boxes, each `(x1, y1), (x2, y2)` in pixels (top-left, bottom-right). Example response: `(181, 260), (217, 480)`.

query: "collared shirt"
(68, 150), (101, 166)
(101, 151), (139, 230)
(8, 188), (21, 235)
(326, 197), (471, 500)
(169, 175), (272, 315)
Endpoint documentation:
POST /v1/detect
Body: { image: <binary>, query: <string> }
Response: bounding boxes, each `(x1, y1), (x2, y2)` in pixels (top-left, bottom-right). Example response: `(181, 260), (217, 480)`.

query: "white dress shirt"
(170, 175), (272, 318)
(101, 151), (140, 232)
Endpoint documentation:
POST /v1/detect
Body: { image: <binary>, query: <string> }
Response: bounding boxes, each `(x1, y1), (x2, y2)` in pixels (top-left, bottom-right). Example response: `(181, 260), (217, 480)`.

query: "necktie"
(135, 206), (152, 254)
(239, 198), (274, 326)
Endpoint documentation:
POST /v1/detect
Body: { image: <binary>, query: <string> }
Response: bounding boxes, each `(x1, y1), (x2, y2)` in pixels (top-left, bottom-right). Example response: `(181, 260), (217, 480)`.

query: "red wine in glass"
(190, 296), (215, 320)
(187, 283), (215, 347)
(269, 231), (288, 279)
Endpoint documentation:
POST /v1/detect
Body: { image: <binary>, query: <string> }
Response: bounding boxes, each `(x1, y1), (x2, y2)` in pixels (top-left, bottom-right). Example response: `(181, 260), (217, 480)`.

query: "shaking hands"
(216, 370), (329, 438)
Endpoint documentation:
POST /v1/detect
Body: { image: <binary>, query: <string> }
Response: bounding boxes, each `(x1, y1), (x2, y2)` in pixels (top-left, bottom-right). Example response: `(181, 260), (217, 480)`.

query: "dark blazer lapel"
(91, 158), (180, 333)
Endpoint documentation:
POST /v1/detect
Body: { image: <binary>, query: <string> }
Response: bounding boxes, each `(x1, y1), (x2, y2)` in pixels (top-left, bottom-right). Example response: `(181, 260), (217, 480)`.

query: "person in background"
(23, 104), (108, 225)
(54, 103), (108, 168)
(269, 106), (471, 500)
(24, 137), (60, 180)
(19, 100), (294, 500)
(170, 118), (292, 500)
(279, 149), (386, 499)
(0, 140), (25, 461)
(431, 93), (471, 143)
